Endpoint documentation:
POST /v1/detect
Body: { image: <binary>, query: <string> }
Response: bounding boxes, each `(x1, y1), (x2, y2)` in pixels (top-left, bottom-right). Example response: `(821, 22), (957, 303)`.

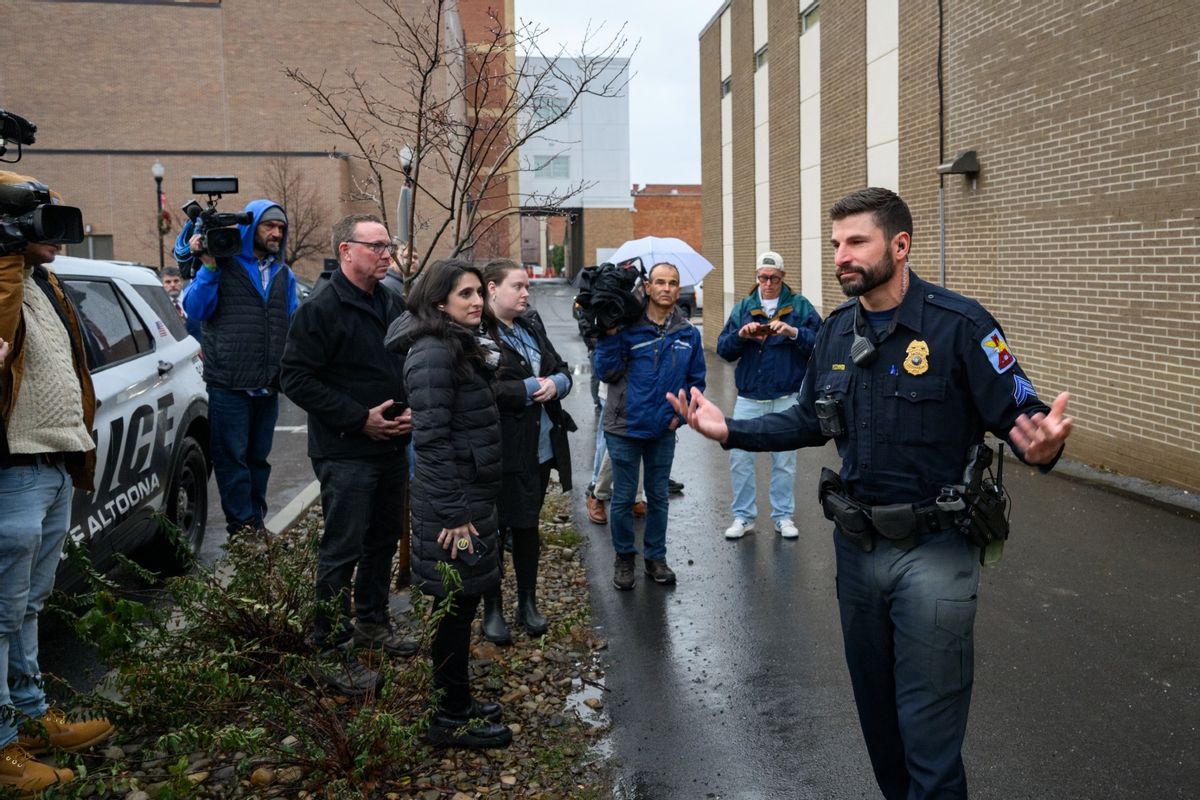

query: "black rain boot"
(517, 590), (548, 637)
(481, 593), (512, 645)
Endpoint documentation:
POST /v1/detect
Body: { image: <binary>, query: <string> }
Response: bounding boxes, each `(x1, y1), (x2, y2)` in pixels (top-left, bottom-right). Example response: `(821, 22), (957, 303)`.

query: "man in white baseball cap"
(715, 251), (821, 540)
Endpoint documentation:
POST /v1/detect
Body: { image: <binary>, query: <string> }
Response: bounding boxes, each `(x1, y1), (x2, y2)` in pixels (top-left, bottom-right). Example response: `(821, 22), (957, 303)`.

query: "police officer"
(669, 187), (1073, 800)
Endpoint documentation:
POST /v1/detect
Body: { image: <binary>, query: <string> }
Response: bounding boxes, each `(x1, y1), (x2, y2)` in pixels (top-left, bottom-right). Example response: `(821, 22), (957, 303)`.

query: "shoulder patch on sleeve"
(980, 329), (1016, 373)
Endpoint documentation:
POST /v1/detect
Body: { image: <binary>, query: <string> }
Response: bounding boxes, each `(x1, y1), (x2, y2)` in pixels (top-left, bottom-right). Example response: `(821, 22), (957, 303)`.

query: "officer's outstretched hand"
(1009, 391), (1073, 465)
(667, 387), (729, 444)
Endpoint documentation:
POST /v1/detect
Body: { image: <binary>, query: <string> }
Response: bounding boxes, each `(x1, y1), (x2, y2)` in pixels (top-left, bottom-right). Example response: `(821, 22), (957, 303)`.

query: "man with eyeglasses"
(280, 213), (418, 695)
(716, 251), (821, 541)
(179, 200), (298, 537)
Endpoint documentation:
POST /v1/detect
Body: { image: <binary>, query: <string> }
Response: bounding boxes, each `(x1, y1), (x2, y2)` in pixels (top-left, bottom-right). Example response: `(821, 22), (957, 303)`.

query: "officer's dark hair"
(330, 213), (384, 260)
(829, 187), (913, 244)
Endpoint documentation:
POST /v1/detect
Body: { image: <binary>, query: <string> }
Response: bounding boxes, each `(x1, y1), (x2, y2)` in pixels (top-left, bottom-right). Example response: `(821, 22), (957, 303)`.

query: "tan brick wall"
(581, 208), (633, 266)
(699, 16), (724, 350)
(818, 0), (867, 316)
(767, 0), (801, 291)
(935, 0), (1200, 491)
(702, 0), (1200, 490)
(730, 0), (757, 325)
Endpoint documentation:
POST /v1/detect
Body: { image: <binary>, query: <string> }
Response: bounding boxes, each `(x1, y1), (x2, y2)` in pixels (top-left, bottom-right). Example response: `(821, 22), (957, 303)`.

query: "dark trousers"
(497, 461), (553, 593)
(835, 528), (981, 800)
(208, 386), (278, 533)
(431, 592), (481, 714)
(311, 453), (406, 644)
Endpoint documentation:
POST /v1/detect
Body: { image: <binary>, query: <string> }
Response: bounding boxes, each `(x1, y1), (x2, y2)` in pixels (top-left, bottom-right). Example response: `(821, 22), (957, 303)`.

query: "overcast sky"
(516, 0), (720, 186)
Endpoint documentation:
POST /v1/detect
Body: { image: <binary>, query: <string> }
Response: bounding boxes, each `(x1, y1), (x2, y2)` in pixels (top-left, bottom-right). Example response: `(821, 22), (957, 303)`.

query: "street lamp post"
(151, 160), (165, 270)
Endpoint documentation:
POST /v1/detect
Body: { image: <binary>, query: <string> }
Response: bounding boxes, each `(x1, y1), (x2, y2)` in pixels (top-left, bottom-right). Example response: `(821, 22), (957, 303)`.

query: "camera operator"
(593, 262), (705, 590)
(0, 171), (114, 794)
(177, 199), (298, 536)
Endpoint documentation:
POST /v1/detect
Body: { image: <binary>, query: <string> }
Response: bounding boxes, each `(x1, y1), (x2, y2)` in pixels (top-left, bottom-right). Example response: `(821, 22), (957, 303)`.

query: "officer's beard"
(837, 250), (896, 298)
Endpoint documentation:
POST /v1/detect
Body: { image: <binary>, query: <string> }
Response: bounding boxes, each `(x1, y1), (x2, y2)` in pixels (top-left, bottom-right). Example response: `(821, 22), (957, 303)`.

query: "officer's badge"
(904, 340), (929, 375)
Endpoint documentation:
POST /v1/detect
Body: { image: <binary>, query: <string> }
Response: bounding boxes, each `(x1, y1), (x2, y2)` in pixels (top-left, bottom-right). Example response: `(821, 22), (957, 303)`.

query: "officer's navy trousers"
(834, 527), (980, 800)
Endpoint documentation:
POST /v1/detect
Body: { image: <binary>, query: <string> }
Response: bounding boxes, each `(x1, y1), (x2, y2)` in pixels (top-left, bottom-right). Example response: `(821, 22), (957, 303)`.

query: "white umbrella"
(608, 236), (714, 287)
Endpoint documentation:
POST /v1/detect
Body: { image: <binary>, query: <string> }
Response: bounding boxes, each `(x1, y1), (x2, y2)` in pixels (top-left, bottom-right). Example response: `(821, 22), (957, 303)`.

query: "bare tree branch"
(284, 0), (634, 280)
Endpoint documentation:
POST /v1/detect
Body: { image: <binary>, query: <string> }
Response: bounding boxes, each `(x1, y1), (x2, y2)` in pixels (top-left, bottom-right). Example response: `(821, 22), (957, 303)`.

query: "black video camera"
(181, 176), (252, 265)
(0, 108), (38, 163)
(573, 260), (646, 340)
(0, 180), (85, 257)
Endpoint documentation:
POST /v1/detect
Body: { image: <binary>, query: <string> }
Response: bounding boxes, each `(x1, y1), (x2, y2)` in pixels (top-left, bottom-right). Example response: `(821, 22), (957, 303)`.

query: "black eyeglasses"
(756, 275), (782, 284)
(347, 240), (398, 257)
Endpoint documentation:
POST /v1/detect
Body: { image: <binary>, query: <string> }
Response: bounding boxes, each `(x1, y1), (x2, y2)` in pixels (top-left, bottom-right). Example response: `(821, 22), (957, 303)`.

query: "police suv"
(51, 256), (211, 583)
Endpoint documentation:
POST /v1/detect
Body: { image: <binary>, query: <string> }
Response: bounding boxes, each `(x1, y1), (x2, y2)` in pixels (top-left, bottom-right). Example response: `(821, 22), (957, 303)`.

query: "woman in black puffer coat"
(385, 259), (510, 750)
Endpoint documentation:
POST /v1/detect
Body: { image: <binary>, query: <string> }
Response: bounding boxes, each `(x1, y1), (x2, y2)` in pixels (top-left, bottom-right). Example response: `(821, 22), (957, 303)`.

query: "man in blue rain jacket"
(179, 199), (298, 534)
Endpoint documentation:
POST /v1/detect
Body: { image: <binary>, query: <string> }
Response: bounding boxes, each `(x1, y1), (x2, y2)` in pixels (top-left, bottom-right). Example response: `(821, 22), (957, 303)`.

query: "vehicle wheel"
(149, 436), (209, 575)
(680, 302), (693, 318)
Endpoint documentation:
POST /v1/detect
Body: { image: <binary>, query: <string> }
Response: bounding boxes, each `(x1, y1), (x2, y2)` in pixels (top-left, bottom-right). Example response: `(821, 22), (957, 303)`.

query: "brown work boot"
(18, 708), (115, 754)
(632, 501), (647, 518)
(586, 489), (608, 524)
(0, 742), (74, 795)
(644, 558), (677, 585)
(612, 553), (636, 590)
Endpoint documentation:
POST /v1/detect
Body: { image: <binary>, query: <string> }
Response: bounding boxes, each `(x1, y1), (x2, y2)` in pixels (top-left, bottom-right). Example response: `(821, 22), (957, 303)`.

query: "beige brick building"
(700, 0), (1200, 491)
(2, 0), (519, 280)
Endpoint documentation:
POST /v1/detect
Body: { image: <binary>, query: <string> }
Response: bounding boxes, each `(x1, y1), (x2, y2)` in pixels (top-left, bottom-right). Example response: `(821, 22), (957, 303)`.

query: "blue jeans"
(605, 431), (676, 561)
(590, 398), (607, 486)
(728, 394), (798, 523)
(0, 462), (72, 746)
(312, 454), (406, 644)
(835, 528), (980, 800)
(208, 386), (279, 533)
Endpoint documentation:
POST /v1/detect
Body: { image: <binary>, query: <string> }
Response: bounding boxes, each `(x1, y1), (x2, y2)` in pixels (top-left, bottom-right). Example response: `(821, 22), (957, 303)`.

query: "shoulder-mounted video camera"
(573, 259), (647, 339)
(0, 109), (85, 257)
(181, 176), (252, 263)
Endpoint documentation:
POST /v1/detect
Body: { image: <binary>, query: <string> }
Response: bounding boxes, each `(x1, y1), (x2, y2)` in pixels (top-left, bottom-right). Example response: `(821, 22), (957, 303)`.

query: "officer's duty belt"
(817, 467), (959, 552)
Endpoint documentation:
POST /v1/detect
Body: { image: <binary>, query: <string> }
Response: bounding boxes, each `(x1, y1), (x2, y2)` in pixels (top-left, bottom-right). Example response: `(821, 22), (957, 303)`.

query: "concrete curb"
(264, 478), (322, 534)
(1054, 457), (1200, 519)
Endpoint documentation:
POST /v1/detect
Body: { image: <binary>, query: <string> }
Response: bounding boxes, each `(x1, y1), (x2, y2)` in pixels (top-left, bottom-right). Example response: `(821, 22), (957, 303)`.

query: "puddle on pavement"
(565, 673), (614, 761)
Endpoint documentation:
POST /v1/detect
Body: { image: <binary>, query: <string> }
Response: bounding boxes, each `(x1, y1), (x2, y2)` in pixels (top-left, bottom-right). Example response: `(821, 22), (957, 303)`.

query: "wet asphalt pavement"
(42, 281), (1199, 799)
(530, 281), (1200, 800)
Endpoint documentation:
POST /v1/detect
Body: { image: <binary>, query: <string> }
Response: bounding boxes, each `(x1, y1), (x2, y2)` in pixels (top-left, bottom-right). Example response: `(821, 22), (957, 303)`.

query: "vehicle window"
(134, 285), (189, 341)
(62, 279), (154, 371)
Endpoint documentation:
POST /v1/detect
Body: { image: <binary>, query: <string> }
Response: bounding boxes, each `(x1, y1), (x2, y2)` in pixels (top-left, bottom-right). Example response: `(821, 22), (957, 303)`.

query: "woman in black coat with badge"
(478, 259), (574, 644)
(385, 259), (511, 749)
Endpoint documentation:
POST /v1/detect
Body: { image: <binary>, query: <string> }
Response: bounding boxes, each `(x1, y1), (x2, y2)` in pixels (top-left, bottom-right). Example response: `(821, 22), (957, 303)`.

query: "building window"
(801, 2), (820, 34)
(530, 95), (567, 126)
(65, 235), (114, 261)
(533, 155), (570, 179)
(720, 77), (732, 97)
(755, 45), (769, 70)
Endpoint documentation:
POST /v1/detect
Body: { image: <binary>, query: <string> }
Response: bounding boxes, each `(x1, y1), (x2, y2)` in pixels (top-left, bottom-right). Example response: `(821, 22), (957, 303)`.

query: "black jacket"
(488, 312), (575, 528)
(200, 259), (292, 390)
(280, 269), (408, 460)
(388, 315), (502, 597)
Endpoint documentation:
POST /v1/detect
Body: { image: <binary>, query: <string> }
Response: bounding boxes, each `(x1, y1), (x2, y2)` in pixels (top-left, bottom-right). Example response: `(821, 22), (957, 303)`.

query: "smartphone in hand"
(455, 534), (489, 566)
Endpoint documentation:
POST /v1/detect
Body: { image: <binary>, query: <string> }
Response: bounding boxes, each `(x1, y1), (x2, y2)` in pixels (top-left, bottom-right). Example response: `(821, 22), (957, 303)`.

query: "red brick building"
(632, 184), (703, 255)
(2, 0), (520, 280)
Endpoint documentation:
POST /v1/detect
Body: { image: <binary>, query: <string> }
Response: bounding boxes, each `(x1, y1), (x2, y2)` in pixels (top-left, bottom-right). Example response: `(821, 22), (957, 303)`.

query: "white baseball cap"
(756, 251), (784, 272)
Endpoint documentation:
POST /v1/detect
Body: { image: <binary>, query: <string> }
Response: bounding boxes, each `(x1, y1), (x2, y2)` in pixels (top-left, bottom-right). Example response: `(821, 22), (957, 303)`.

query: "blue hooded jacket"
(179, 198), (298, 321)
(594, 306), (706, 439)
(716, 283), (821, 400)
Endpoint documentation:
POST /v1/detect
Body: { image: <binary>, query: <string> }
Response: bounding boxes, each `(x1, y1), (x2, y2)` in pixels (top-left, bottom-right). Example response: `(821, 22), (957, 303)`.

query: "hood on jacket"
(385, 310), (418, 355)
(236, 199), (289, 267)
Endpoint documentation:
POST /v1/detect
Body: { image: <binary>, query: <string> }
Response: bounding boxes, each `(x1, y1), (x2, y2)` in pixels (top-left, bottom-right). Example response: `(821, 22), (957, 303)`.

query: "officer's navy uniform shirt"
(725, 270), (1054, 508)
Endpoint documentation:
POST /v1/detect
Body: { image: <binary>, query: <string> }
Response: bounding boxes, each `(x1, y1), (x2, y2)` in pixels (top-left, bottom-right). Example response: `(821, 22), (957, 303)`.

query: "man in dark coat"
(280, 214), (416, 696)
